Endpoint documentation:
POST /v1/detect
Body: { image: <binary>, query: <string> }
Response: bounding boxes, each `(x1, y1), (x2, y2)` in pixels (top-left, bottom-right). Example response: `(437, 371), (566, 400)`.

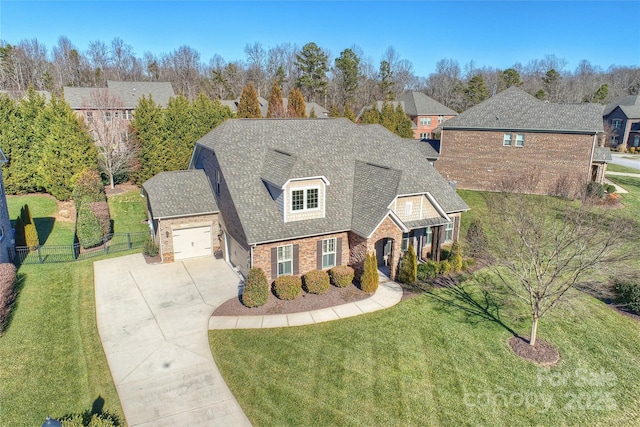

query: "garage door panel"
(173, 226), (212, 260)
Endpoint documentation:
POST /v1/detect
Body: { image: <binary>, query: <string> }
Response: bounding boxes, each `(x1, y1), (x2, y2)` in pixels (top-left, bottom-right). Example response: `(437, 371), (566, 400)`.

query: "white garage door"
(173, 226), (212, 260)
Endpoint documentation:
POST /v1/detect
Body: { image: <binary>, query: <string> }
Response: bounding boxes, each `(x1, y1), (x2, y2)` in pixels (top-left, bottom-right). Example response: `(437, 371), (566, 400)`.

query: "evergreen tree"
(274, 65), (287, 87)
(36, 96), (97, 200)
(394, 104), (414, 138)
(534, 89), (547, 100)
(266, 80), (285, 118)
(380, 101), (396, 131)
(287, 88), (306, 118)
(398, 244), (417, 285)
(309, 107), (317, 118)
(328, 105), (340, 118)
(543, 68), (561, 102)
(163, 95), (194, 171)
(359, 106), (381, 124)
(592, 84), (609, 103)
(344, 105), (356, 122)
(450, 242), (463, 273)
(334, 48), (360, 106)
(295, 42), (329, 103)
(131, 95), (164, 184)
(378, 60), (395, 101)
(464, 74), (489, 107)
(237, 82), (262, 118)
(499, 68), (522, 91)
(360, 252), (379, 293)
(20, 204), (39, 249)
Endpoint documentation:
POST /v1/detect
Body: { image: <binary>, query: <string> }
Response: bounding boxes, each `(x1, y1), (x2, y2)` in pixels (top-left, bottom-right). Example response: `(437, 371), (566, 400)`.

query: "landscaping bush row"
(613, 279), (640, 313)
(241, 265), (356, 307)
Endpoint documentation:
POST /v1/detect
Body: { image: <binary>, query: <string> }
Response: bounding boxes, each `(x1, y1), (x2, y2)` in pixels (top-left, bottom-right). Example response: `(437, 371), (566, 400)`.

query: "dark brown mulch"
(213, 284), (370, 316)
(508, 336), (560, 367)
(143, 253), (162, 264)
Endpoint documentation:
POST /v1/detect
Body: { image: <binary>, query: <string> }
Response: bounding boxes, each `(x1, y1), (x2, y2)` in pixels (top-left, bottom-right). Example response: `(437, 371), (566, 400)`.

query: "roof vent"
(273, 149), (292, 157)
(366, 162), (390, 170)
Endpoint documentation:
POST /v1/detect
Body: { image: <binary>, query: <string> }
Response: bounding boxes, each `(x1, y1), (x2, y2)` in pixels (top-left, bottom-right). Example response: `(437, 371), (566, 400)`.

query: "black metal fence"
(12, 231), (149, 265)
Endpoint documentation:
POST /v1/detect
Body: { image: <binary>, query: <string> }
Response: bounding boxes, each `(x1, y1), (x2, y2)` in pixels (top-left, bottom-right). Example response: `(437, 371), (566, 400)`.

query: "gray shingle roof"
(64, 81), (175, 109)
(593, 147), (612, 162)
(442, 87), (604, 133)
(261, 149), (297, 187)
(604, 95), (640, 119)
(0, 89), (51, 102)
(193, 119), (468, 244)
(142, 169), (218, 219)
(400, 92), (458, 116)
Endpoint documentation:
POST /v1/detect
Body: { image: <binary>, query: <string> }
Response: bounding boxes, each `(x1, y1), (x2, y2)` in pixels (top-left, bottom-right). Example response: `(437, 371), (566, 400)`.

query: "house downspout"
(250, 244), (255, 269)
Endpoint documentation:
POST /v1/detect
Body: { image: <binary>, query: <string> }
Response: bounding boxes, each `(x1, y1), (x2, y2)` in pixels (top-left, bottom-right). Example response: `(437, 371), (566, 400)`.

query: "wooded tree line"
(2, 37), (639, 114)
(0, 87), (234, 200)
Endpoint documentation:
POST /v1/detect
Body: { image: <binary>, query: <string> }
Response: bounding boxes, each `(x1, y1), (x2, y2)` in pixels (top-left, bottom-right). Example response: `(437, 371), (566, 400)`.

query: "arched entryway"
(374, 237), (395, 278)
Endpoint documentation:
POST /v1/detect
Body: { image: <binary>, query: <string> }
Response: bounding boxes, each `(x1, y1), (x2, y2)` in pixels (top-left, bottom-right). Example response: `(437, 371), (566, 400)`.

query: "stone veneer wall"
(157, 214), (219, 263)
(436, 130), (595, 195)
(252, 231), (350, 280)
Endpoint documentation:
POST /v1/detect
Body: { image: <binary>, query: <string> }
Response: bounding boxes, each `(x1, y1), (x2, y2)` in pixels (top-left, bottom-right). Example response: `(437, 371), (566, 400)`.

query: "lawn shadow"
(0, 272), (26, 335)
(59, 395), (122, 426)
(426, 274), (520, 337)
(34, 217), (55, 245)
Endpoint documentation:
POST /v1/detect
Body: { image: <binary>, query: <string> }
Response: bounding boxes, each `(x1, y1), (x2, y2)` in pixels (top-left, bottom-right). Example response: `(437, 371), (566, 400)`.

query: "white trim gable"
(367, 210), (409, 239)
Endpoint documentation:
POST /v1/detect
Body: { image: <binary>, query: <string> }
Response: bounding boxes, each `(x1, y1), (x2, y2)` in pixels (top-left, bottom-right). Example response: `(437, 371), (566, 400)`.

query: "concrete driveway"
(94, 253), (251, 427)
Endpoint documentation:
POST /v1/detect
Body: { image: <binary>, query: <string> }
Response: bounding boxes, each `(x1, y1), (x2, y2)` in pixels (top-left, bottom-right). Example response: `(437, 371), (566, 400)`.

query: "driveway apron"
(94, 253), (251, 426)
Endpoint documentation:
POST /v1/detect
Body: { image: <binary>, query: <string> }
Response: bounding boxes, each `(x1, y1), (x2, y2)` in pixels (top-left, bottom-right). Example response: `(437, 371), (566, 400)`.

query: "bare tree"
(83, 89), (136, 188)
(472, 189), (637, 346)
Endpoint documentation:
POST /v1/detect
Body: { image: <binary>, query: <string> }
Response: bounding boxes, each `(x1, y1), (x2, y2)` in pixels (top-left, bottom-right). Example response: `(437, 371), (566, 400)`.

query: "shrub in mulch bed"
(242, 268), (269, 307)
(329, 265), (354, 288)
(303, 269), (330, 295)
(273, 275), (302, 300)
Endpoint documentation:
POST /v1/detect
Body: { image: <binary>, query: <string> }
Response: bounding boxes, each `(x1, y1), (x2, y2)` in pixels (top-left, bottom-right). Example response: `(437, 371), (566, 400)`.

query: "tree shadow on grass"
(425, 274), (521, 337)
(34, 217), (55, 245)
(0, 272), (26, 335)
(59, 395), (122, 426)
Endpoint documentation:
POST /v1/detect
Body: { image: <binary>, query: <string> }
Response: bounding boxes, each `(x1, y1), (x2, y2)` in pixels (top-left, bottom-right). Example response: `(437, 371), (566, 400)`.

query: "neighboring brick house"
(64, 80), (175, 123)
(174, 118), (469, 280)
(437, 87), (608, 195)
(603, 95), (640, 149)
(142, 170), (219, 263)
(357, 92), (458, 139)
(0, 148), (14, 263)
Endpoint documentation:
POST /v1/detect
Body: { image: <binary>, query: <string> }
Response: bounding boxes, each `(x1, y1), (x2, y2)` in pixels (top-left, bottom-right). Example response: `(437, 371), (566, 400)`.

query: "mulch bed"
(213, 284), (371, 316)
(508, 336), (560, 367)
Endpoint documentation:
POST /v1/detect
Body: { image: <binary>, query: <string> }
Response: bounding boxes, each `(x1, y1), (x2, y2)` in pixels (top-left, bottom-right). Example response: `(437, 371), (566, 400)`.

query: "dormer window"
(291, 187), (319, 211)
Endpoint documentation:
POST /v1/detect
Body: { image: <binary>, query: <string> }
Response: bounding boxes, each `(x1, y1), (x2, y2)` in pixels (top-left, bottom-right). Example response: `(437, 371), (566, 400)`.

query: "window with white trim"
(104, 111), (111, 122)
(611, 135), (619, 145)
(445, 222), (454, 242)
(322, 238), (336, 269)
(401, 237), (409, 252)
(425, 227), (432, 245)
(291, 187), (319, 211)
(419, 132), (430, 139)
(503, 134), (512, 146)
(405, 201), (413, 216)
(612, 119), (622, 129)
(634, 135), (640, 147)
(114, 111), (119, 119)
(438, 115), (444, 124)
(515, 134), (525, 147)
(420, 117), (432, 126)
(277, 245), (293, 276)
(124, 110), (132, 120)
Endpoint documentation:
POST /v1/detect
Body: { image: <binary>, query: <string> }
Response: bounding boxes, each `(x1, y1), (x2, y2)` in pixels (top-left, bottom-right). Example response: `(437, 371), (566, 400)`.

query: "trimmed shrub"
(604, 183), (616, 194)
(89, 201), (112, 236)
(461, 258), (476, 271)
(450, 242), (463, 273)
(17, 204), (39, 249)
(398, 244), (417, 285)
(329, 265), (354, 288)
(439, 260), (452, 275)
(586, 182), (605, 199)
(0, 263), (17, 335)
(360, 252), (378, 293)
(273, 275), (302, 300)
(440, 248), (451, 261)
(303, 269), (330, 294)
(614, 279), (640, 313)
(417, 260), (439, 281)
(242, 268), (269, 307)
(72, 169), (106, 207)
(77, 203), (103, 249)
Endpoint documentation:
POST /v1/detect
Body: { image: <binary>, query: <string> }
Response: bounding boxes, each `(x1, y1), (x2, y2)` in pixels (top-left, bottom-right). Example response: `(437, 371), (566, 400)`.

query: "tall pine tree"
(266, 80), (285, 118)
(131, 95), (164, 184)
(287, 88), (306, 118)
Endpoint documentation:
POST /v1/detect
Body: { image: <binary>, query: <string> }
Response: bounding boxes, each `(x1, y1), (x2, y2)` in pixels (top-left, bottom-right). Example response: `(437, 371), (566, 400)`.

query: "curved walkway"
(94, 254), (403, 426)
(210, 273), (403, 330)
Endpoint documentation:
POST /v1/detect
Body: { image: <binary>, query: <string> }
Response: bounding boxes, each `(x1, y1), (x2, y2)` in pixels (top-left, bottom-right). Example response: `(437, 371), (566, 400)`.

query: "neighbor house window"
(114, 111), (119, 119)
(611, 135), (619, 145)
(420, 117), (432, 126)
(425, 227), (432, 245)
(104, 111), (111, 122)
(124, 110), (132, 120)
(86, 111), (93, 122)
(515, 134), (525, 147)
(634, 135), (640, 147)
(438, 115), (444, 124)
(277, 245), (293, 276)
(322, 238), (336, 269)
(419, 132), (430, 139)
(503, 134), (512, 146)
(445, 222), (454, 242)
(291, 188), (319, 211)
(612, 119), (622, 129)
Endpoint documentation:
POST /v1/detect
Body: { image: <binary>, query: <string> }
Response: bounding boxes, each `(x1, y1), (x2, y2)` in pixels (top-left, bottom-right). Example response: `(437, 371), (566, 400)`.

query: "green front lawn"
(608, 175), (640, 218)
(0, 258), (126, 425)
(108, 189), (148, 233)
(210, 286), (640, 426)
(7, 194), (75, 245)
(606, 164), (640, 174)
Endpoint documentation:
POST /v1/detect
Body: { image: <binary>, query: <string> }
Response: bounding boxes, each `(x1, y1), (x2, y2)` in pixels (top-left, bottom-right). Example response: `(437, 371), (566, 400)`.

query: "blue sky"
(1, 1), (639, 76)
